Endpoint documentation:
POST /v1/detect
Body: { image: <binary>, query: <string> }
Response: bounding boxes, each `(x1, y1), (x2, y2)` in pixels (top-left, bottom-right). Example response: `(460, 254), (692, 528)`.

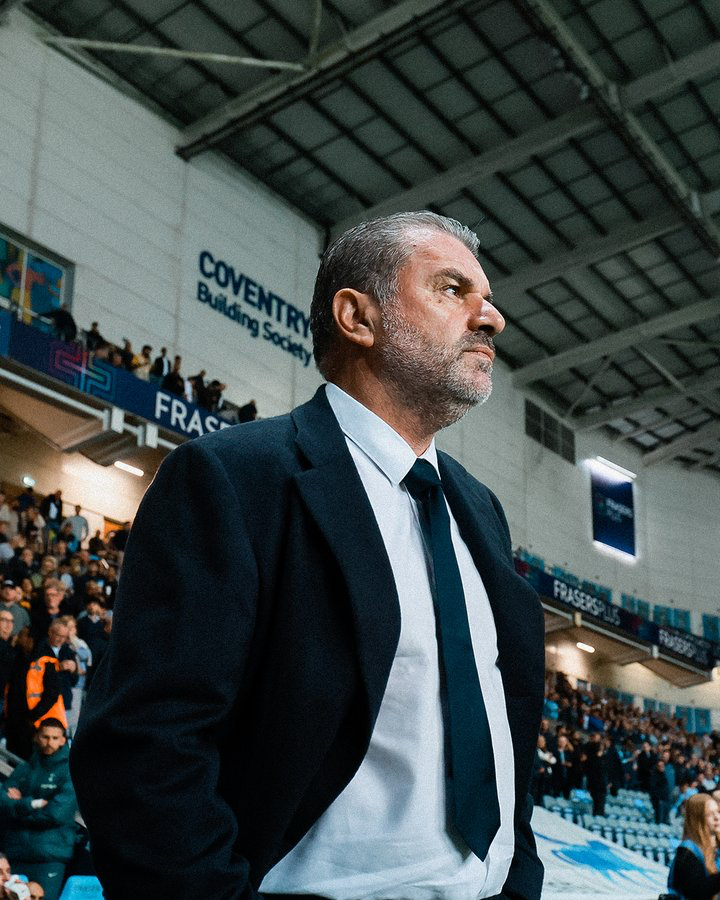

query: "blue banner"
(591, 468), (635, 556)
(515, 560), (717, 670)
(7, 320), (232, 440)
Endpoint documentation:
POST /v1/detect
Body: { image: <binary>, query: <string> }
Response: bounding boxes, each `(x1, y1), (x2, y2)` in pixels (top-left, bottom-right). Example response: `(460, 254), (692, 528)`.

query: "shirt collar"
(325, 383), (437, 486)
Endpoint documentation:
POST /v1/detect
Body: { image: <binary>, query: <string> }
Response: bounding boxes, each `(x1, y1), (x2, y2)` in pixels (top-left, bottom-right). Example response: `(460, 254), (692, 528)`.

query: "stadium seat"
(58, 876), (104, 899)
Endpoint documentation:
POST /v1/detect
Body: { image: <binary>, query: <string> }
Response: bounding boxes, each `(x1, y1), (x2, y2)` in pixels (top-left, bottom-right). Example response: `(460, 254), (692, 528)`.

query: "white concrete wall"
(0, 11), (323, 423)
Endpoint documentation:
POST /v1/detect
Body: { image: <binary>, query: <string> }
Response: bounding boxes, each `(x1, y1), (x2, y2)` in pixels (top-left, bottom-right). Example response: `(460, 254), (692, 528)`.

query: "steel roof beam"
(571, 371), (720, 430)
(624, 40), (720, 107)
(641, 418), (720, 467)
(512, 295), (720, 387)
(177, 0), (466, 158)
(492, 211), (677, 298)
(332, 42), (720, 230)
(331, 105), (598, 232)
(525, 0), (720, 262)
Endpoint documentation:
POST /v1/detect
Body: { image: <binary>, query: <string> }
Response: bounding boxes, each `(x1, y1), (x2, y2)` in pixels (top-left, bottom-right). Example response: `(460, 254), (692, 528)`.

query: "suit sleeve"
(498, 793), (544, 899)
(70, 439), (259, 899)
(486, 488), (545, 900)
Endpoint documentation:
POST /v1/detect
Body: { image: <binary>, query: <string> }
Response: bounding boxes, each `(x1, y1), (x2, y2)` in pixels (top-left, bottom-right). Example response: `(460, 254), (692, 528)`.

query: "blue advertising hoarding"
(516, 559), (717, 670)
(6, 319), (233, 441)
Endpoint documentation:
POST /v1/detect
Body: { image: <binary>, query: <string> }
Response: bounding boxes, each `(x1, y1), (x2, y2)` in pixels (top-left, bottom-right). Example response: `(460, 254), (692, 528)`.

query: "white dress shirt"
(260, 385), (514, 899)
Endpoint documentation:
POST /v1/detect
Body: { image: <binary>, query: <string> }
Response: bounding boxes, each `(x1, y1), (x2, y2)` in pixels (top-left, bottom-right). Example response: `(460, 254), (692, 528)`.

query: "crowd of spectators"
(536, 671), (720, 826)
(42, 308), (259, 423)
(4, 469), (720, 895)
(0, 486), (120, 899)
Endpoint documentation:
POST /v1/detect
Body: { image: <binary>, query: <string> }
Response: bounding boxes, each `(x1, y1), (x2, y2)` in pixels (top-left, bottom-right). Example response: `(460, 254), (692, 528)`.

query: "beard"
(376, 305), (494, 433)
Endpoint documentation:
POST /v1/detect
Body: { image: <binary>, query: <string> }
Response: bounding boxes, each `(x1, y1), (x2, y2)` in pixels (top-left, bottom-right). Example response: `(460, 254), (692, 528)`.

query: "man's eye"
(444, 284), (460, 295)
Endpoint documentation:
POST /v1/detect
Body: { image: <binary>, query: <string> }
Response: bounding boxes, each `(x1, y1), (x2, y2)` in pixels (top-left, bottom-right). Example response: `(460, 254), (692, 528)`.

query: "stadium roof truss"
(20, 0), (720, 473)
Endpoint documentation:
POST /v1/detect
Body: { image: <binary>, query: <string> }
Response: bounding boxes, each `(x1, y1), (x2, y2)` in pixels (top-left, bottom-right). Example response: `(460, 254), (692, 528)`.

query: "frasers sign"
(153, 391), (232, 439)
(196, 251), (313, 368)
(515, 559), (717, 669)
(517, 561), (623, 628)
(551, 578), (622, 628)
(657, 627), (714, 669)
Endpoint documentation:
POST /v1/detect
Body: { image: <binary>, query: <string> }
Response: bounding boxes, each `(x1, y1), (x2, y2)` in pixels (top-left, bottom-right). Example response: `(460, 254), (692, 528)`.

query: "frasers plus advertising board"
(516, 559), (718, 670)
(196, 250), (313, 369)
(591, 465), (635, 556)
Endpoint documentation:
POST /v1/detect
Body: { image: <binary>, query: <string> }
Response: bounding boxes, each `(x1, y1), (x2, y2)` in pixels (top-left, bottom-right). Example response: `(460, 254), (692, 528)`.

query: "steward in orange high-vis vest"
(27, 652), (67, 729)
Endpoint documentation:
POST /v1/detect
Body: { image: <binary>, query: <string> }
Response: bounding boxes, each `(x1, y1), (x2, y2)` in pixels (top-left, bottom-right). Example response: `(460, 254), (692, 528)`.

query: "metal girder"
(41, 36), (306, 71)
(624, 41), (720, 107)
(563, 355), (612, 418)
(613, 414), (678, 443)
(691, 448), (720, 470)
(571, 370), (720, 430)
(512, 295), (720, 387)
(332, 106), (598, 233)
(332, 42), (720, 230)
(525, 0), (720, 261)
(495, 188), (719, 302)
(659, 338), (720, 350)
(492, 211), (677, 298)
(177, 0), (465, 158)
(642, 418), (720, 467)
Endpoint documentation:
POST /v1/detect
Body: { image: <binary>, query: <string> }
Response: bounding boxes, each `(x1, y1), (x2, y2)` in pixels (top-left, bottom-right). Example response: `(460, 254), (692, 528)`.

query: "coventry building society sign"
(197, 250), (313, 368)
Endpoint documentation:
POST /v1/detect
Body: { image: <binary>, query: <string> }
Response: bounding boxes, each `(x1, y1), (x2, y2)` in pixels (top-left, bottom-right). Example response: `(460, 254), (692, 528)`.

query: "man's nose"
(468, 296), (505, 336)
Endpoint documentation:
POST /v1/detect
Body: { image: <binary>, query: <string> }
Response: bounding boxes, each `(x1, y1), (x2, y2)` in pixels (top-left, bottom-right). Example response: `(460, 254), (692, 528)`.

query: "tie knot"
(403, 458), (441, 499)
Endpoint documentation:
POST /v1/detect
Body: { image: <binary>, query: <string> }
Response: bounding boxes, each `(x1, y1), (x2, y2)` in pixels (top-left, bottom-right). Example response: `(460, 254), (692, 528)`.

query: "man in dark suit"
(150, 346), (171, 382)
(71, 211), (545, 899)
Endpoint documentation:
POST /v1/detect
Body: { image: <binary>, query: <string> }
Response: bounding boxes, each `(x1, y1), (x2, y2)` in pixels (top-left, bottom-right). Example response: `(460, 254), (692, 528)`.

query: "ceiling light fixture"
(589, 456), (637, 481)
(576, 641), (595, 653)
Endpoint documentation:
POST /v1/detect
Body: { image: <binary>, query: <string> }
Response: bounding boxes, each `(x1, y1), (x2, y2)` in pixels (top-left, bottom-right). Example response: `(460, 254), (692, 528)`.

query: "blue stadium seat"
(58, 876), (104, 899)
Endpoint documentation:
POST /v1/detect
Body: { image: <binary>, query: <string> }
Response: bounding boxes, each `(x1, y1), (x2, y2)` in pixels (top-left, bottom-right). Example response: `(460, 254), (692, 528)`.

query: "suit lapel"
(438, 455), (542, 694)
(291, 388), (401, 729)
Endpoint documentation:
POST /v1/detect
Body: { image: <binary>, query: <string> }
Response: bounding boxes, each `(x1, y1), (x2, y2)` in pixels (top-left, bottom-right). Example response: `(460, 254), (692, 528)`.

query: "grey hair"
(310, 211), (480, 376)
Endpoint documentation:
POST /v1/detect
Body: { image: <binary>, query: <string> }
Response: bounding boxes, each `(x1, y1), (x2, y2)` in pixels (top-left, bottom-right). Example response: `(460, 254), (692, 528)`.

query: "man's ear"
(331, 289), (380, 350)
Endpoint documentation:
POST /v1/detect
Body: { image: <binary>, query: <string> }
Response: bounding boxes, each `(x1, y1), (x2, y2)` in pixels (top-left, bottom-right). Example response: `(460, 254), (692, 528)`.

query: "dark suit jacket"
(70, 386), (545, 899)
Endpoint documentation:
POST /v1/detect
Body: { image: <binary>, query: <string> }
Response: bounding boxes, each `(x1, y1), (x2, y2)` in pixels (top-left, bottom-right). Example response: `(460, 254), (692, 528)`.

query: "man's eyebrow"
(433, 268), (494, 301)
(433, 268), (473, 287)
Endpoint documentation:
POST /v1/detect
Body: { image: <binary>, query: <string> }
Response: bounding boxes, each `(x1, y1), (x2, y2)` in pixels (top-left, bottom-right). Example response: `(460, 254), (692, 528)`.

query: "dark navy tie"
(403, 458), (500, 860)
